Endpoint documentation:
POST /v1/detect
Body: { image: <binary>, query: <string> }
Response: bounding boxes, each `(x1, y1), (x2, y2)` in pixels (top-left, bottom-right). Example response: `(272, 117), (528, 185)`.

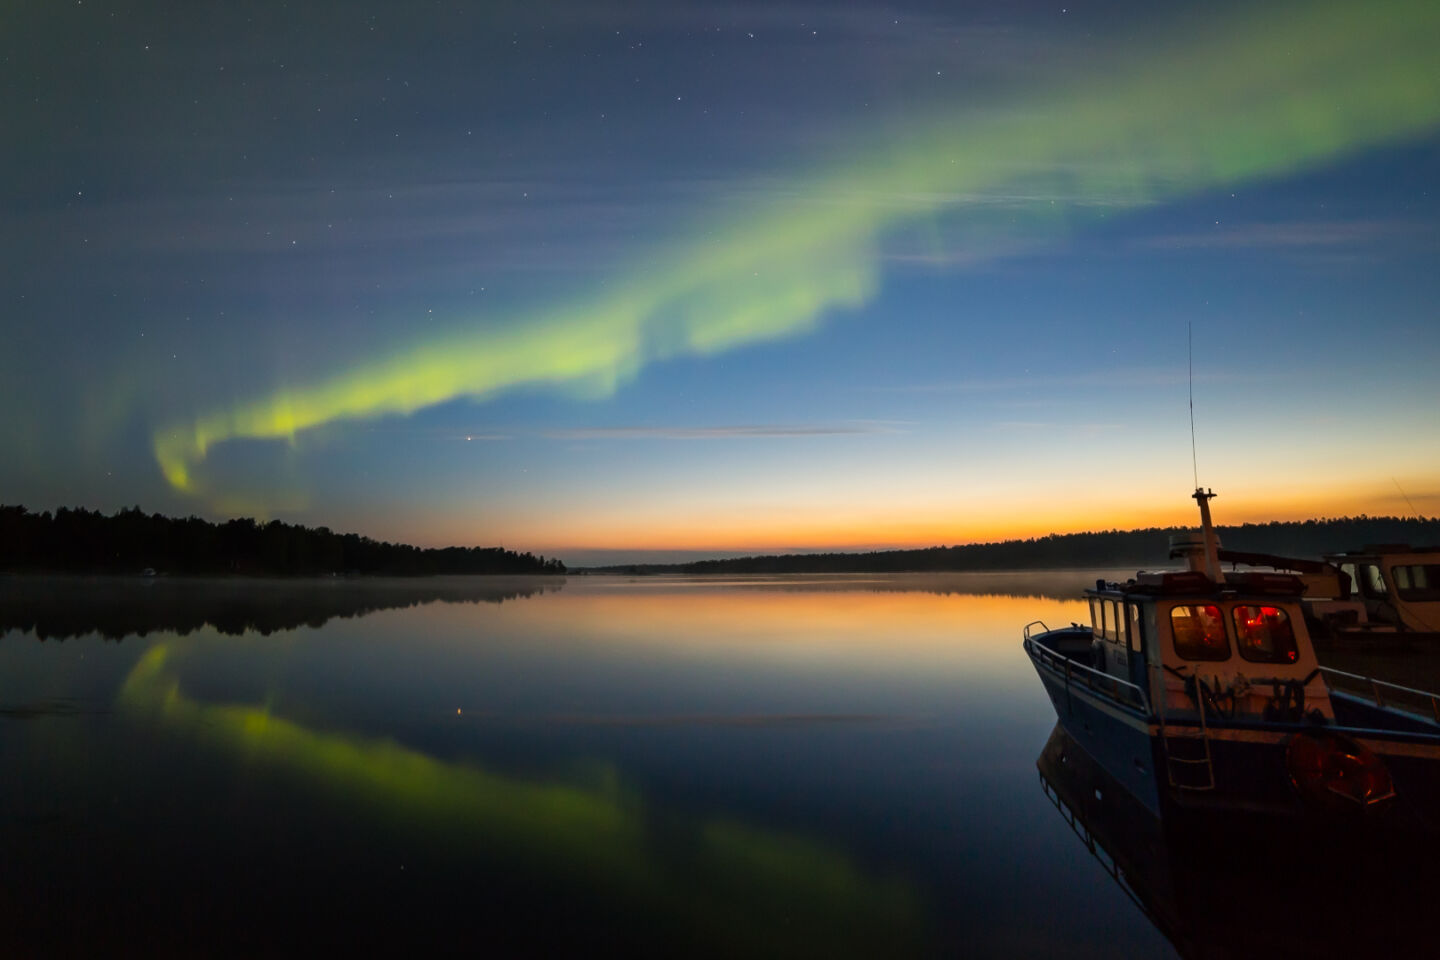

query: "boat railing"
(1023, 620), (1052, 641)
(1024, 636), (1151, 715)
(1320, 666), (1440, 725)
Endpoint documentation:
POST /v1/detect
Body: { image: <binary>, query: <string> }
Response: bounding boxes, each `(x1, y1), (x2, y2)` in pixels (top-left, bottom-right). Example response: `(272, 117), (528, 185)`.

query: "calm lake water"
(1, 572), (1184, 956)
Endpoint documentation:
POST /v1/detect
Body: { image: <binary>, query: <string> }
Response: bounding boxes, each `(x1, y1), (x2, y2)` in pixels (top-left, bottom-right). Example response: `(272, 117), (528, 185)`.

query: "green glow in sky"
(153, 0), (1440, 499)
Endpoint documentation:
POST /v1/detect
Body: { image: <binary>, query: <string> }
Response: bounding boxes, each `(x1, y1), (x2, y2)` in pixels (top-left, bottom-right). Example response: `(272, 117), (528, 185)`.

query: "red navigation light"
(1287, 731), (1395, 808)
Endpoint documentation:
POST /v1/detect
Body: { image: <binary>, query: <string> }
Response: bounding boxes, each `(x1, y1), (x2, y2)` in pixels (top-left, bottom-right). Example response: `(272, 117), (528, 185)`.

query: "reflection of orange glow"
(418, 578), (1090, 668)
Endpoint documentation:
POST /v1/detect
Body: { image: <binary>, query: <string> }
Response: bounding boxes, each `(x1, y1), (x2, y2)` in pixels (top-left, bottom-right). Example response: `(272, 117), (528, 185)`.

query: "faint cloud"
(988, 420), (1056, 430)
(360, 424), (512, 442)
(364, 422), (908, 442)
(545, 421), (906, 441)
(25, 178), (678, 270)
(990, 421), (1124, 433)
(1377, 488), (1439, 512)
(590, 1), (1071, 73)
(826, 187), (1154, 213)
(1138, 219), (1430, 252)
(880, 249), (998, 267)
(875, 367), (1239, 394)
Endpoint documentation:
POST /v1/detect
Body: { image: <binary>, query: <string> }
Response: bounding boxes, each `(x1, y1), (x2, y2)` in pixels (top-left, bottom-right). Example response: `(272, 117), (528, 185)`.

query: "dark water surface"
(2, 572), (1176, 957)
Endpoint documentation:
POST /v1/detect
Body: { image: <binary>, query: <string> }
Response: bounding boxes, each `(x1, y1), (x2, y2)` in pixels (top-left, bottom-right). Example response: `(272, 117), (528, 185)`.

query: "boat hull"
(1029, 646), (1162, 813)
(1032, 666), (1316, 813)
(1028, 637), (1440, 828)
(1024, 635), (1392, 819)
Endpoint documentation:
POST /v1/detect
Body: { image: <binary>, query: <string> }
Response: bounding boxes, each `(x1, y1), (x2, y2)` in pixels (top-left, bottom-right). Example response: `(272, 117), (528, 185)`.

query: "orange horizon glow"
(406, 481), (1439, 557)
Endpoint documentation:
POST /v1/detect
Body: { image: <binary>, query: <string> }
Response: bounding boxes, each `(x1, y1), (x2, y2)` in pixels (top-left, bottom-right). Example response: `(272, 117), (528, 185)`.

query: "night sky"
(5, 0), (1439, 564)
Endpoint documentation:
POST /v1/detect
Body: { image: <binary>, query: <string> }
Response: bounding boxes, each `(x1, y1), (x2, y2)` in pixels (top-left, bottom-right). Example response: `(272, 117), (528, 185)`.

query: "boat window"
(1232, 605), (1299, 664)
(1358, 564), (1388, 598)
(1169, 604), (1230, 661)
(1392, 564), (1440, 602)
(1090, 598), (1104, 639)
(1127, 604), (1143, 654)
(1111, 600), (1126, 645)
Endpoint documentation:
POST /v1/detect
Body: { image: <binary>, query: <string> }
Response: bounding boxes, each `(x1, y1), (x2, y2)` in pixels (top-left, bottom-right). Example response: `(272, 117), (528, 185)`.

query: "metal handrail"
(1024, 636), (1151, 714)
(1023, 620), (1051, 641)
(1319, 666), (1440, 724)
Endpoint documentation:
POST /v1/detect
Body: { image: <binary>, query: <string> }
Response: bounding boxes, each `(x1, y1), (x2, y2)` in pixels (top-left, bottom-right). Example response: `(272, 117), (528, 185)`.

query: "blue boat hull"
(1028, 638), (1317, 819)
(1028, 639), (1440, 825)
(1030, 652), (1162, 814)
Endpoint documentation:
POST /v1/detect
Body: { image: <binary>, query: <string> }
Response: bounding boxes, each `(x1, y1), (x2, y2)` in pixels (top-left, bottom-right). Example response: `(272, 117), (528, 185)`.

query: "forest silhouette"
(5, 505), (1437, 580)
(0, 505), (564, 576)
(589, 516), (1440, 575)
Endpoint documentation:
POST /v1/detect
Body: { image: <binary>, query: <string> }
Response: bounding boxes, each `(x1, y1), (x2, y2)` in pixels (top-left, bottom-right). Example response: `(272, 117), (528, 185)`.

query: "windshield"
(1232, 604), (1299, 663)
(1169, 601), (1304, 664)
(1170, 604), (1230, 661)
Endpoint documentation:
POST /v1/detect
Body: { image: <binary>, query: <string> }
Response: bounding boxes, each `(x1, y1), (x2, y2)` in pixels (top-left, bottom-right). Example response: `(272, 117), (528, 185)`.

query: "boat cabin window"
(1127, 604), (1143, 654)
(1170, 604), (1229, 661)
(1358, 564), (1388, 598)
(1393, 564), (1440, 602)
(1232, 604), (1299, 664)
(1089, 598), (1128, 643)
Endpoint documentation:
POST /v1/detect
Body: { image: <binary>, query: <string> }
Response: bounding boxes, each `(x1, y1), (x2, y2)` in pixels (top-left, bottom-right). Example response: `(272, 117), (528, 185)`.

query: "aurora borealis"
(5, 0), (1440, 562)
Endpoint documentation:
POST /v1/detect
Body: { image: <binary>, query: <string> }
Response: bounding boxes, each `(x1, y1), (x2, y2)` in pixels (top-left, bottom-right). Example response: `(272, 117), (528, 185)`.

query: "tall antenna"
(1188, 322), (1198, 489)
(1393, 477), (1420, 519)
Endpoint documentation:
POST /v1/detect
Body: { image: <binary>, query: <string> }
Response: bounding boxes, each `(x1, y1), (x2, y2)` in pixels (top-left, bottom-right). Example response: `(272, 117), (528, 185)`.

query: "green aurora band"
(154, 0), (1440, 498)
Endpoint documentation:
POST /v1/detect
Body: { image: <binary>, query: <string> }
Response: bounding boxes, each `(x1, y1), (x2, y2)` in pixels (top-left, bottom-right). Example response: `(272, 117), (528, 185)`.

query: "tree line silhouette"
(0, 505), (566, 576)
(591, 516), (1440, 575)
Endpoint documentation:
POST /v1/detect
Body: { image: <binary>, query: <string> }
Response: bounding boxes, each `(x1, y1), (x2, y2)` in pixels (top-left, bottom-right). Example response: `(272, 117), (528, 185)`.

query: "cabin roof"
(1085, 570), (1306, 602)
(1324, 544), (1440, 561)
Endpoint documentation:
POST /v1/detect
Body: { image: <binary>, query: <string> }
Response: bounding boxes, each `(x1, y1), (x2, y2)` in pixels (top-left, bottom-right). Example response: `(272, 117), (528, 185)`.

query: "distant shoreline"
(579, 515), (1440, 575)
(6, 505), (1437, 578)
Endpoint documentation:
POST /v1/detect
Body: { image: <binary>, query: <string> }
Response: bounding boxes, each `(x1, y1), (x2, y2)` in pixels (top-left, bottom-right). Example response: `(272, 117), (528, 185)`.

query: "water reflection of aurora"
(153, 0), (1440, 505)
(118, 643), (924, 954)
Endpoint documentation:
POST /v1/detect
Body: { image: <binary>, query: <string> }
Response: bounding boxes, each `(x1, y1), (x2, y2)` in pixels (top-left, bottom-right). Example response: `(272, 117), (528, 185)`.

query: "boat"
(1022, 488), (1440, 823)
(1217, 544), (1440, 652)
(1325, 545), (1440, 631)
